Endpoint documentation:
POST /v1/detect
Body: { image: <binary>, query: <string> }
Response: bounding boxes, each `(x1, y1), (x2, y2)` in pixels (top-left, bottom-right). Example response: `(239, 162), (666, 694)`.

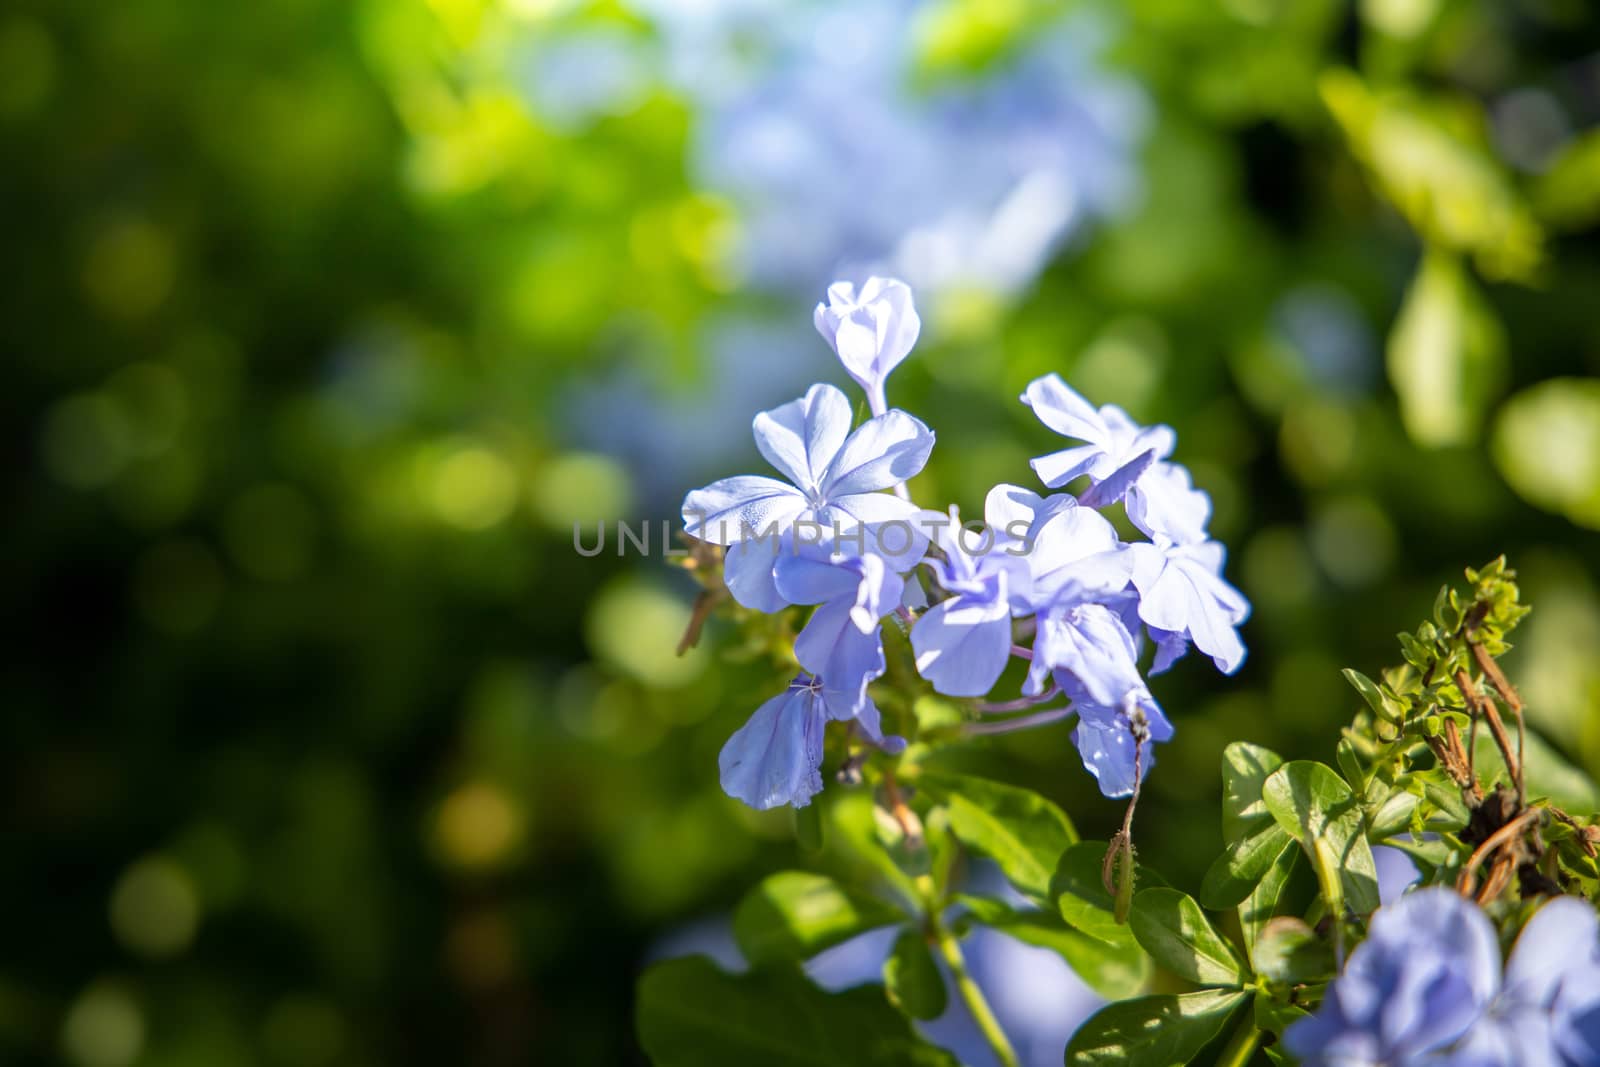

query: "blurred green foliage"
(2, 0), (1598, 1064)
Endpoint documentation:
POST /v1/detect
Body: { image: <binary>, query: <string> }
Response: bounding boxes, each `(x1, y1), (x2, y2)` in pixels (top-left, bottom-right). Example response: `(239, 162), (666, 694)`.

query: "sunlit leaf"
(921, 773), (1077, 902)
(1064, 989), (1248, 1067)
(1263, 761), (1382, 916)
(1128, 888), (1247, 987)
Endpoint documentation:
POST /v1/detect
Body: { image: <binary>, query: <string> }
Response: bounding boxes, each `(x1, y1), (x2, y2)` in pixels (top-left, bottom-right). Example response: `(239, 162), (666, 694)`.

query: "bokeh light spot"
(585, 579), (707, 688)
(83, 220), (176, 321)
(109, 855), (200, 959)
(531, 452), (632, 531)
(1492, 378), (1600, 529)
(1309, 496), (1396, 587)
(41, 393), (134, 489)
(427, 446), (518, 530)
(61, 984), (143, 1067)
(434, 781), (523, 870)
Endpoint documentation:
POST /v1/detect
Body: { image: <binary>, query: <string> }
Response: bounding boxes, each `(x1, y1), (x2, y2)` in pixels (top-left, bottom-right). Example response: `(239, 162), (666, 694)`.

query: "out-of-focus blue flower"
(813, 277), (920, 416)
(637, 0), (1146, 296)
(680, 382), (933, 547)
(1287, 888), (1600, 1067)
(1127, 540), (1250, 674)
(515, 27), (652, 130)
(1022, 373), (1175, 500)
(1442, 897), (1600, 1067)
(1287, 889), (1502, 1065)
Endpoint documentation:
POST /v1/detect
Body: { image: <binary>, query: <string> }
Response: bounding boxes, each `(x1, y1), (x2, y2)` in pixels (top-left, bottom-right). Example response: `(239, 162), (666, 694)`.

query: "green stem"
(929, 911), (1019, 1067)
(1215, 1015), (1261, 1067)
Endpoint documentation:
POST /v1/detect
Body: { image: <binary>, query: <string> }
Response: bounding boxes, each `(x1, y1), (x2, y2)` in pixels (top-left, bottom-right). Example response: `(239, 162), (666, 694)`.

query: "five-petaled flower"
(1287, 887), (1600, 1067)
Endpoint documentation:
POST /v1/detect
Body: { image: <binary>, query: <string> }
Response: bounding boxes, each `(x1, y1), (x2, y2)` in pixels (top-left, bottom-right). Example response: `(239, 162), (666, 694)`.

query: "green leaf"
(883, 929), (946, 1020)
(637, 956), (959, 1067)
(1201, 825), (1294, 910)
(1221, 743), (1285, 843)
(733, 872), (904, 967)
(1367, 787), (1422, 839)
(1263, 761), (1382, 917)
(1053, 842), (1147, 948)
(1342, 669), (1398, 723)
(1254, 995), (1312, 1038)
(1128, 888), (1246, 988)
(921, 773), (1077, 902)
(964, 900), (1150, 1000)
(1386, 249), (1507, 449)
(1064, 989), (1249, 1067)
(1336, 737), (1369, 797)
(1238, 835), (1306, 951)
(1250, 917), (1335, 985)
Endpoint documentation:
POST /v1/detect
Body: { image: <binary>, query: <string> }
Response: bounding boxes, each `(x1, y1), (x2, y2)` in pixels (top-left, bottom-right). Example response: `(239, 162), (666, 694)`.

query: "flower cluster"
(1287, 887), (1600, 1066)
(682, 278), (1249, 810)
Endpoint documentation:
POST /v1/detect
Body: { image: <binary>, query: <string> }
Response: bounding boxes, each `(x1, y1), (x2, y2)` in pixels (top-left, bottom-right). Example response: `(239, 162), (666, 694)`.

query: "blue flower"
(1021, 373), (1175, 498)
(1287, 889), (1600, 1067)
(1069, 692), (1171, 798)
(1125, 461), (1212, 546)
(718, 676), (834, 810)
(813, 277), (920, 416)
(681, 382), (934, 607)
(1287, 888), (1501, 1066)
(1440, 896), (1600, 1067)
(1127, 540), (1250, 674)
(718, 671), (905, 811)
(909, 494), (1032, 698)
(776, 541), (910, 711)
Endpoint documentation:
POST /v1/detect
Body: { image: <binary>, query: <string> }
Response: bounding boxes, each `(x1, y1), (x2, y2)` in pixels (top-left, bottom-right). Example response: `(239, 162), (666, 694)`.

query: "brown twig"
(1469, 639), (1526, 807)
(1454, 669), (1522, 802)
(1457, 807), (1542, 898)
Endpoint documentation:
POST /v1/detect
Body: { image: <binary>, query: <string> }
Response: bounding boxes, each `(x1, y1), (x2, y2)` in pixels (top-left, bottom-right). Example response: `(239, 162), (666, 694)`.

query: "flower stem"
(930, 912), (1019, 1067)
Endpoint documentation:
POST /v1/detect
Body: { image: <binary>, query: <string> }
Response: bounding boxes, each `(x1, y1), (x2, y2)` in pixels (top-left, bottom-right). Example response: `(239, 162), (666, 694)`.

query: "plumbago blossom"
(680, 277), (1249, 810)
(1287, 888), (1600, 1066)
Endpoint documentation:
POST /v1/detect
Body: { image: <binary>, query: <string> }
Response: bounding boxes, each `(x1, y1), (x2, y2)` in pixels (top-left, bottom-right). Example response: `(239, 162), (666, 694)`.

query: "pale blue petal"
(724, 536), (787, 612)
(911, 594), (1013, 697)
(773, 553), (859, 606)
(751, 383), (852, 494)
(828, 492), (925, 529)
(1071, 717), (1153, 799)
(682, 476), (806, 545)
(1126, 462), (1211, 546)
(1029, 444), (1104, 489)
(1022, 373), (1106, 444)
(718, 684), (827, 810)
(794, 598), (886, 687)
(822, 410), (934, 496)
(1077, 447), (1157, 508)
